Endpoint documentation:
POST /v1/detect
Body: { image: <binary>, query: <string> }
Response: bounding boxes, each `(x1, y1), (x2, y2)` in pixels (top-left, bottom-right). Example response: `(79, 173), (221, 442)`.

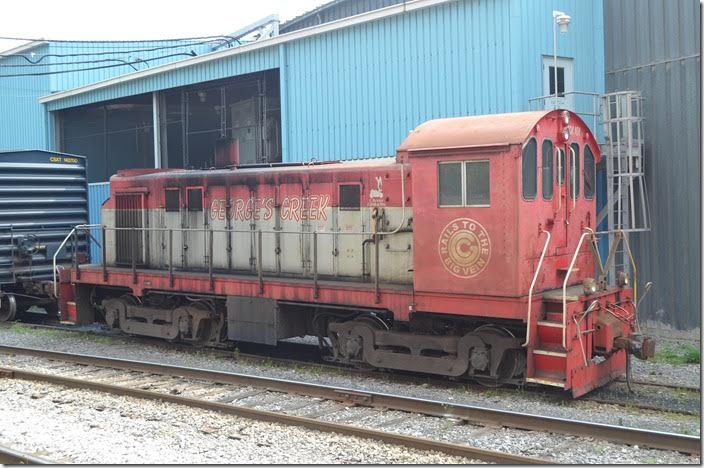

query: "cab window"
(438, 160), (489, 207)
(522, 138), (537, 200)
(584, 144), (595, 199)
(570, 143), (580, 199)
(541, 140), (553, 200)
(187, 187), (203, 211)
(165, 188), (180, 212)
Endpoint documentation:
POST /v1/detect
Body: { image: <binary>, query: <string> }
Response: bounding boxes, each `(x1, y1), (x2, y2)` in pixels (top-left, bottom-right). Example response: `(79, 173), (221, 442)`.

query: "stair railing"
(523, 229), (551, 347)
(562, 227), (595, 348)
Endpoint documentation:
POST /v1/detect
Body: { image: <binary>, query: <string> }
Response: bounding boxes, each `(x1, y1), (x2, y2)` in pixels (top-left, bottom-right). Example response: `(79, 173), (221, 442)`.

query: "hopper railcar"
(60, 110), (654, 397)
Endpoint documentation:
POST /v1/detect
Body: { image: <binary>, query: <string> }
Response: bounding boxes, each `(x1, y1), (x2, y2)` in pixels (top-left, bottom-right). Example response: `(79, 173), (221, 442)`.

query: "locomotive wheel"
(472, 324), (523, 388)
(0, 294), (17, 322)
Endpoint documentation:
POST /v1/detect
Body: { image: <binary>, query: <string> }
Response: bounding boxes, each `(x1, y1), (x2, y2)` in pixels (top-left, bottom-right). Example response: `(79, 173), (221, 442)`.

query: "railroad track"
(0, 444), (53, 465)
(1, 321), (700, 416)
(0, 345), (699, 462)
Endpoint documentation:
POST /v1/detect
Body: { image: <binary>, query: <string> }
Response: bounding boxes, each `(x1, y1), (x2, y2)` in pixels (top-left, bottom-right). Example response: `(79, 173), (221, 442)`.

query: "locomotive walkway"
(0, 344), (698, 462)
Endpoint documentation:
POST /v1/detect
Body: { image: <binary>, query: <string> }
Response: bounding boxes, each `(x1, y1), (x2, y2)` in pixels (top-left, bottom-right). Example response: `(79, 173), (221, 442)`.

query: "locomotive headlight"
(561, 111), (570, 125)
(617, 271), (630, 288)
(561, 127), (570, 141)
(582, 277), (597, 295)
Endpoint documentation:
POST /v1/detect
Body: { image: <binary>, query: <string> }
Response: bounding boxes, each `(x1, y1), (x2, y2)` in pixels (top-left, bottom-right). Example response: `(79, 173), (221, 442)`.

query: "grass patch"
(652, 344), (700, 365)
(7, 322), (114, 344)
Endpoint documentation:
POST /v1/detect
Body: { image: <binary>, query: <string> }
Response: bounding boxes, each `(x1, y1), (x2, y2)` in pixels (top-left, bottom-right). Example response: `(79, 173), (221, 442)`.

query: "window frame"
(541, 139), (554, 200)
(437, 160), (490, 208)
(165, 188), (181, 212)
(556, 147), (566, 186)
(570, 142), (580, 199)
(339, 183), (362, 211)
(186, 186), (204, 212)
(522, 137), (538, 201)
(584, 144), (596, 200)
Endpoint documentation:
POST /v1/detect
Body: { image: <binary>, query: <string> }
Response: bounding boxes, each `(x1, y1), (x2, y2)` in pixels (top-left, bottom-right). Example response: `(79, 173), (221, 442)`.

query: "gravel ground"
(0, 379), (480, 464)
(0, 325), (699, 439)
(0, 354), (698, 464)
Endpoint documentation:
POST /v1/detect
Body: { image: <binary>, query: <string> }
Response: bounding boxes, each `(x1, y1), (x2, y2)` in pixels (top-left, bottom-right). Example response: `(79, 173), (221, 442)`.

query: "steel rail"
(0, 366), (544, 465)
(0, 445), (54, 465)
(0, 344), (698, 456)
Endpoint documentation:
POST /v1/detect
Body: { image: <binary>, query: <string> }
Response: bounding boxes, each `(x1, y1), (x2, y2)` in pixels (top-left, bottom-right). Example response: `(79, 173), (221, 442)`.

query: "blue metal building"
(1, 0), (605, 173)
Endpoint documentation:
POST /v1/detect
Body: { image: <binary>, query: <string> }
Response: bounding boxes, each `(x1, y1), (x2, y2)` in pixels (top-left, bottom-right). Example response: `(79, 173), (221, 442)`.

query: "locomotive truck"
(57, 110), (654, 397)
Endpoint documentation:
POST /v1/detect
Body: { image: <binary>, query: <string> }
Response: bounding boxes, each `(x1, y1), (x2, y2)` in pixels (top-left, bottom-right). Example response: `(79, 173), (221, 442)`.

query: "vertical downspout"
(279, 43), (289, 163)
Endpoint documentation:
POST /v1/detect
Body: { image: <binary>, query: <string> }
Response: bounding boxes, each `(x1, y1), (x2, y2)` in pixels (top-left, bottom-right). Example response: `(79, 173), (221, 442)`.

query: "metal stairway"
(597, 91), (651, 282)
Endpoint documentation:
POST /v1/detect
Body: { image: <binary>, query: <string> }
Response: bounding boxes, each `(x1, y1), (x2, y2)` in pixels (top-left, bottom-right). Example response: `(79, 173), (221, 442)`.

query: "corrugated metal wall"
(604, 0), (700, 330)
(88, 182), (110, 263)
(0, 40), (220, 151)
(48, 41), (218, 92)
(0, 44), (52, 150)
(282, 0), (604, 161)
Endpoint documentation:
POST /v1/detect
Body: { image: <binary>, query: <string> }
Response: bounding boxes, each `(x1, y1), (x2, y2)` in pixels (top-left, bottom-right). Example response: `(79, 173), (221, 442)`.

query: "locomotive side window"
(541, 140), (554, 200)
(570, 143), (580, 199)
(465, 161), (489, 206)
(438, 161), (489, 207)
(584, 144), (595, 199)
(522, 138), (537, 200)
(438, 162), (463, 206)
(339, 184), (361, 211)
(165, 189), (180, 212)
(187, 188), (203, 211)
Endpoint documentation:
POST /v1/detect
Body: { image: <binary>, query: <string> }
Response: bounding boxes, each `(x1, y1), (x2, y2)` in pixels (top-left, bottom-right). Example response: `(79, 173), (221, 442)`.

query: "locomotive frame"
(57, 110), (654, 397)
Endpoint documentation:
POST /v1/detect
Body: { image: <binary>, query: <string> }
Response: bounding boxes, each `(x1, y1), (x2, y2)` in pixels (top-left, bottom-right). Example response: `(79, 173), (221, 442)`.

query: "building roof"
(0, 40), (47, 57)
(280, 0), (407, 34)
(397, 111), (552, 151)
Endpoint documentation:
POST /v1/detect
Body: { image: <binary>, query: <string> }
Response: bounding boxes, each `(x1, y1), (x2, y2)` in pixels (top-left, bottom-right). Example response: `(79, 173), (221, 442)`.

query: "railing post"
(523, 230), (551, 347)
(131, 228), (137, 285)
(374, 233), (380, 304)
(73, 229), (80, 280)
(313, 231), (318, 299)
(208, 228), (214, 291)
(168, 229), (174, 288)
(9, 226), (15, 283)
(102, 226), (107, 282)
(562, 230), (591, 348)
(257, 230), (263, 294)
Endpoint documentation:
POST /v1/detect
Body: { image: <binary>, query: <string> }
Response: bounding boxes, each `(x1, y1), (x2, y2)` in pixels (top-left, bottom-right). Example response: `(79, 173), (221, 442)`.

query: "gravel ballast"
(0, 379), (481, 464)
(0, 325), (699, 440)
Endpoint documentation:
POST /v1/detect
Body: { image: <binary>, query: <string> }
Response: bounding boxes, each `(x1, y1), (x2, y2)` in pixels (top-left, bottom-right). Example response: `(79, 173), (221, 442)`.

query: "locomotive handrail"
(555, 147), (565, 213)
(52, 224), (101, 297)
(562, 228), (594, 348)
(523, 229), (551, 347)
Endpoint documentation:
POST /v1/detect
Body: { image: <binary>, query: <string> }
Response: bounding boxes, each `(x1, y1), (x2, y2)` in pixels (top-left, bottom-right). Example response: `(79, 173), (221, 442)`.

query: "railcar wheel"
(472, 324), (524, 388)
(0, 294), (17, 322)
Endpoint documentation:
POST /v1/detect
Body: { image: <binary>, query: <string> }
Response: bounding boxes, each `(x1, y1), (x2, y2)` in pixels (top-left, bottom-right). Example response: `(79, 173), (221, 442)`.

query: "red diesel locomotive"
(59, 109), (654, 397)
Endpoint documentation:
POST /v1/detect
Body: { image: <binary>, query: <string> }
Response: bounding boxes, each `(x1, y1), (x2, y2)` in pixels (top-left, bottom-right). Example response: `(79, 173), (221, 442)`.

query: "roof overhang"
(38, 0), (456, 105)
(0, 40), (48, 57)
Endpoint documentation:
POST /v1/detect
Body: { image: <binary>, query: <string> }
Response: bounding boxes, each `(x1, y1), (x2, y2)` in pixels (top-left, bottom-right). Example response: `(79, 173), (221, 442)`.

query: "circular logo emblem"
(438, 218), (491, 278)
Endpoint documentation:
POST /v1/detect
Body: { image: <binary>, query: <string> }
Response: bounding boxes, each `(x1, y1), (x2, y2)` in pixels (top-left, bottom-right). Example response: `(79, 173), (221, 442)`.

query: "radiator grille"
(115, 194), (144, 265)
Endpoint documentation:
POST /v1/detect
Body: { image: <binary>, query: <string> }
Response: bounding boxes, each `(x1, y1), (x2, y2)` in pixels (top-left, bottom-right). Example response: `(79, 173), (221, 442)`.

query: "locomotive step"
(532, 343), (567, 357)
(525, 370), (566, 388)
(536, 320), (563, 328)
(541, 285), (584, 302)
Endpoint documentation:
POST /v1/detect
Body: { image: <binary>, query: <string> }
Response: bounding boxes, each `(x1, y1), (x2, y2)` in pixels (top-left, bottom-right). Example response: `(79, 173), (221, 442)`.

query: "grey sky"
(0, 0), (325, 53)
